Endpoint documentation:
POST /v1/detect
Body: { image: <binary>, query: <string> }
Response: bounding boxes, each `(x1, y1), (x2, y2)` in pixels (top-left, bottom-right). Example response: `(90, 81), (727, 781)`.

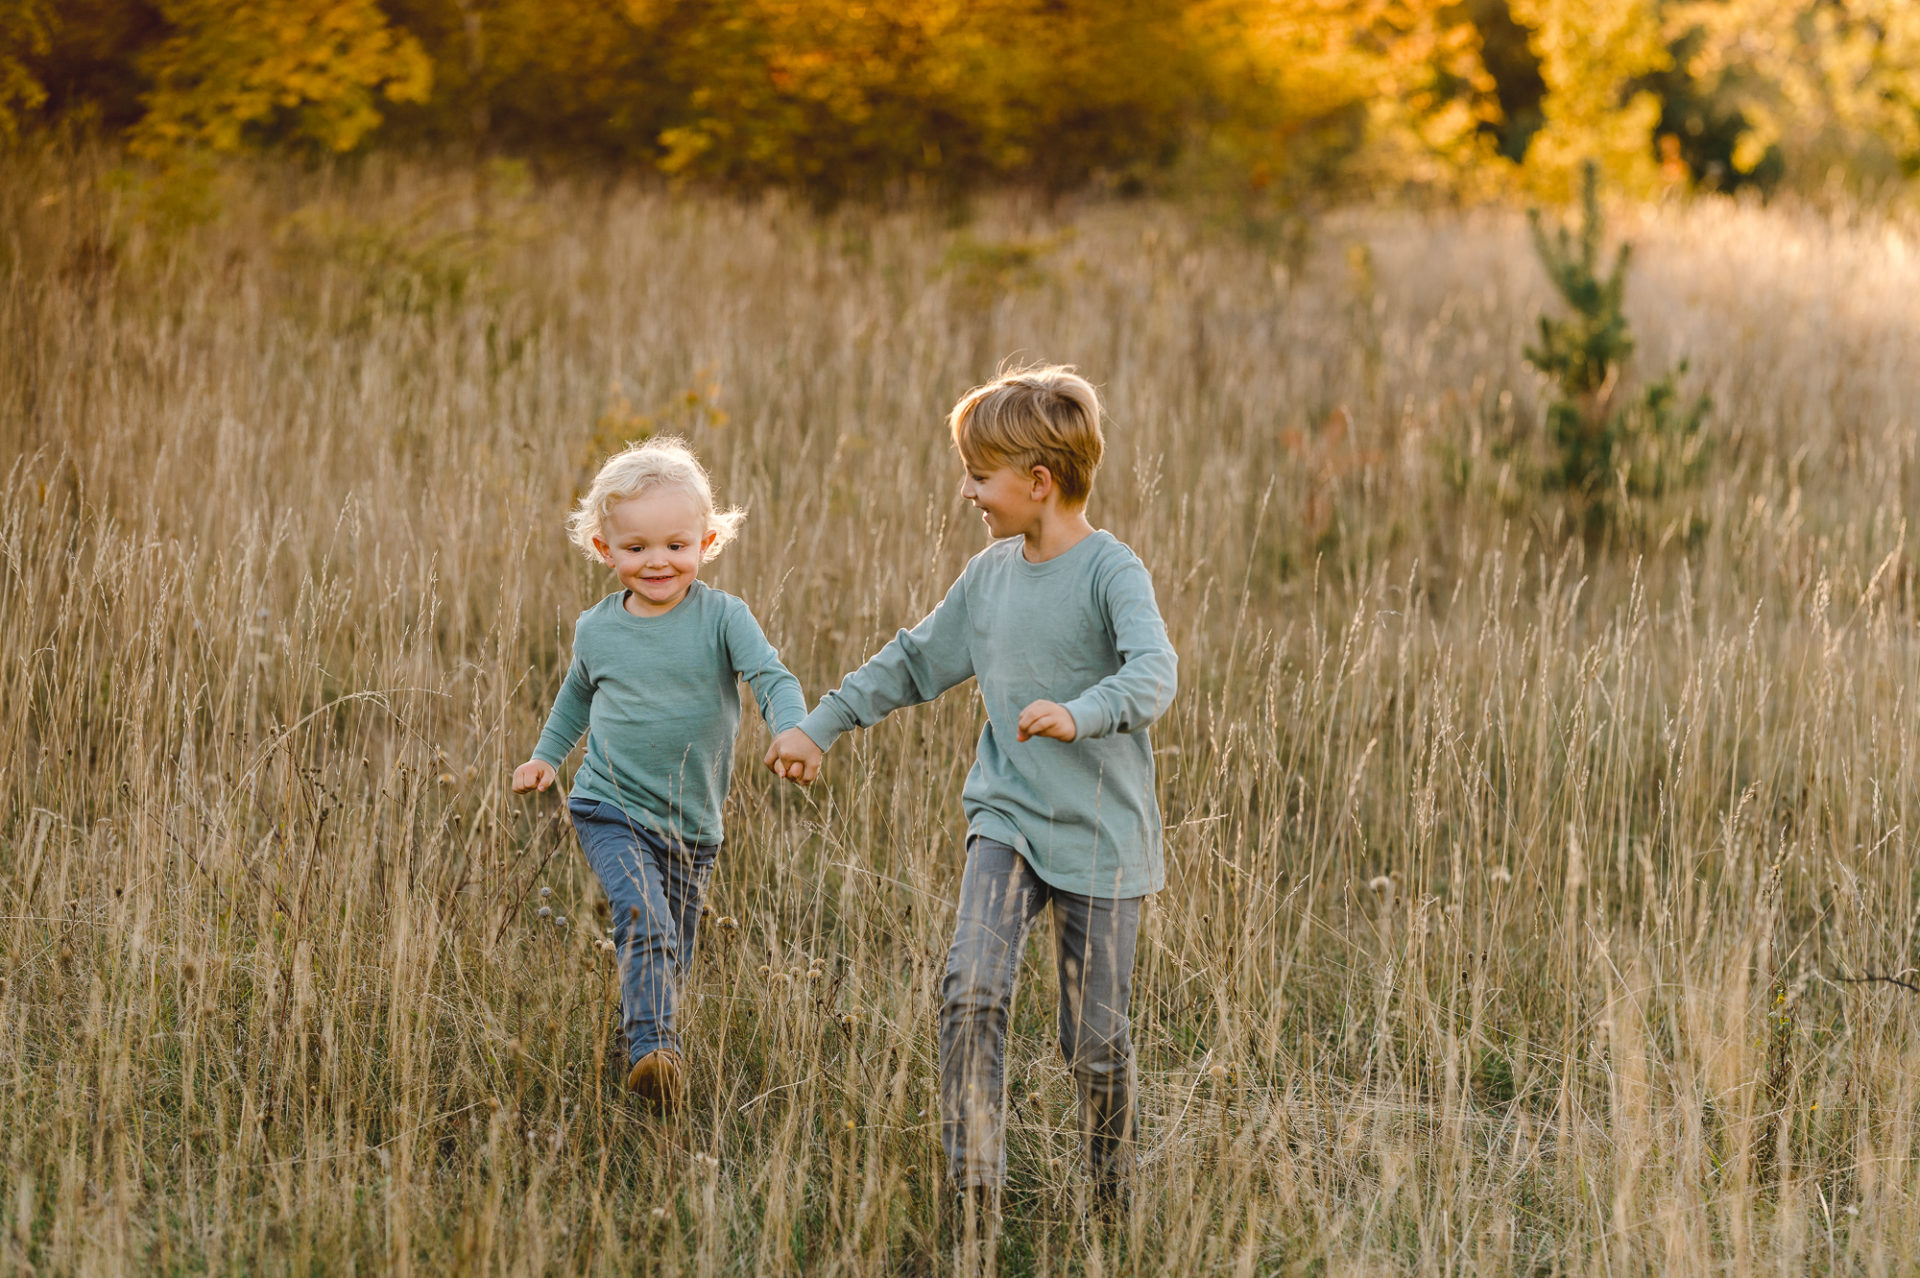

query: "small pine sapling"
(1524, 161), (1711, 530)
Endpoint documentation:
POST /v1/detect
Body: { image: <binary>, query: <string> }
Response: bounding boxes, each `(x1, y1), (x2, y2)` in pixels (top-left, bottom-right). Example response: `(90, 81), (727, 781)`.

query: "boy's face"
(592, 489), (715, 615)
(960, 461), (1046, 541)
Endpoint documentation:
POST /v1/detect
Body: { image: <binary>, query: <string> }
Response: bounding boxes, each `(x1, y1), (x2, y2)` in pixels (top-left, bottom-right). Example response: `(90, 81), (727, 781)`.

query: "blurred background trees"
(8, 0), (1920, 202)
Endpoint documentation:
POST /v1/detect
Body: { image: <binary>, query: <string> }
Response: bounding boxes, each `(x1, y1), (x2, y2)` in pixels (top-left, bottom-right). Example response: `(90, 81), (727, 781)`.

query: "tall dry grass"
(4, 153), (1920, 1274)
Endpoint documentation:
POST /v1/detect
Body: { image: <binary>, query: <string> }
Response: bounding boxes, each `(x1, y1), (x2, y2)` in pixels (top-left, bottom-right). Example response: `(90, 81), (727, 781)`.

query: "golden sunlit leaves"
(647, 0), (1218, 194)
(0, 0), (52, 143)
(1670, 0), (1920, 182)
(1509, 0), (1668, 200)
(1193, 0), (1506, 197)
(23, 0), (1920, 200)
(132, 0), (431, 157)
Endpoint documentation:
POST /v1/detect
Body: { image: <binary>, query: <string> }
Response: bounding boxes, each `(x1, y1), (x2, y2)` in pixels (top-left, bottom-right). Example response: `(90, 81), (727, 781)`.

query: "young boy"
(766, 365), (1177, 1212)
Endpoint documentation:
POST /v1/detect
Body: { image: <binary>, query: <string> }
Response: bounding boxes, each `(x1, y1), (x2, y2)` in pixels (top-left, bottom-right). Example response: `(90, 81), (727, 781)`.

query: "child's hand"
(1016, 700), (1078, 743)
(512, 759), (557, 793)
(764, 728), (824, 785)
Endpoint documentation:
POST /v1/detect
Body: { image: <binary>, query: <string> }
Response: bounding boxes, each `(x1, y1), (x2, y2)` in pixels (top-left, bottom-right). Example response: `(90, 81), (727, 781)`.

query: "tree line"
(6, 0), (1919, 201)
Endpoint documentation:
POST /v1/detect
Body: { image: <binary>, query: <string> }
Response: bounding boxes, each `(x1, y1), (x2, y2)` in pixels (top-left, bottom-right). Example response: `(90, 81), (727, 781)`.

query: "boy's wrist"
(795, 707), (846, 755)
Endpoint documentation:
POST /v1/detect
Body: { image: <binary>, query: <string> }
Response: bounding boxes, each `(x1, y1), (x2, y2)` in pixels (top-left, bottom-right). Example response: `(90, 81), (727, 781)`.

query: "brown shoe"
(625, 1049), (686, 1111)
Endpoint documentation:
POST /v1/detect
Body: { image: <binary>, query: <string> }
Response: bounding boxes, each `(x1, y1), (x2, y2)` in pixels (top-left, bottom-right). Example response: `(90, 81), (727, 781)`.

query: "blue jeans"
(568, 797), (717, 1065)
(939, 836), (1142, 1190)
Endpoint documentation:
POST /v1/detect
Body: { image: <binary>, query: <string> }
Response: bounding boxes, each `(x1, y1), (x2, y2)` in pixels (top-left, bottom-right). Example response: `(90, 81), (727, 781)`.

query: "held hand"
(512, 759), (557, 794)
(764, 728), (824, 785)
(1016, 700), (1078, 743)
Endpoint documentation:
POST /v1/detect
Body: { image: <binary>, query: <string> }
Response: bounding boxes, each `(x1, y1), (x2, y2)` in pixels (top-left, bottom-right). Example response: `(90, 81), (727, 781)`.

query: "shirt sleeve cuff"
(797, 704), (850, 753)
(770, 693), (808, 737)
(1059, 693), (1112, 740)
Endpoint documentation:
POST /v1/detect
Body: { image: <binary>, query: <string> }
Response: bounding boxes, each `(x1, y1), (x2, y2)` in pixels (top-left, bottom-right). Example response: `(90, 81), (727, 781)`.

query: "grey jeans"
(939, 836), (1142, 1190)
(568, 797), (717, 1064)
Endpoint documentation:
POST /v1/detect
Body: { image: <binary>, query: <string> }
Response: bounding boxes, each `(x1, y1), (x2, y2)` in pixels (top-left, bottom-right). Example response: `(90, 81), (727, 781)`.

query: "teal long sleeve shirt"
(797, 531), (1178, 897)
(534, 583), (806, 846)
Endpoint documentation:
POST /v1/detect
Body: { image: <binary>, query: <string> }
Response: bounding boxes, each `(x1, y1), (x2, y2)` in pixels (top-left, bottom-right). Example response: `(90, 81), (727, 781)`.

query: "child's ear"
(701, 529), (718, 555)
(1029, 465), (1055, 499)
(590, 534), (615, 565)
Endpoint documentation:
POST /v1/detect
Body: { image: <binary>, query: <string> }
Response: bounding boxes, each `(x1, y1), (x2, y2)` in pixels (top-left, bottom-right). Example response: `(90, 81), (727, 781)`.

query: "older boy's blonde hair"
(567, 437), (744, 562)
(948, 364), (1104, 504)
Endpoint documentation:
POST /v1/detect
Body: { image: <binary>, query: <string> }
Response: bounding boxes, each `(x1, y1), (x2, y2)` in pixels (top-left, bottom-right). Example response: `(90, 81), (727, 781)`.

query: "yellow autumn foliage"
(132, 0), (431, 156)
(1508, 0), (1668, 200)
(0, 0), (50, 143)
(1671, 0), (1920, 182)
(1224, 0), (1505, 190)
(15, 0), (1920, 201)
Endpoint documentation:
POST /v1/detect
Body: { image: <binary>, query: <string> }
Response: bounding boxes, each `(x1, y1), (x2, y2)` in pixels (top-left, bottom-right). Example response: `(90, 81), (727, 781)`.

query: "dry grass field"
(5, 153), (1920, 1275)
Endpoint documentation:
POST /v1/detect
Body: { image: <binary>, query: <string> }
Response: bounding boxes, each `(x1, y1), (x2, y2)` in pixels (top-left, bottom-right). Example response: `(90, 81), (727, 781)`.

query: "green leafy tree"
(1525, 160), (1710, 526)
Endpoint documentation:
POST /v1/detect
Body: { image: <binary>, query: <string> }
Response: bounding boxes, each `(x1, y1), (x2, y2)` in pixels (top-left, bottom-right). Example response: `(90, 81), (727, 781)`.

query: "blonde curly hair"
(567, 437), (745, 563)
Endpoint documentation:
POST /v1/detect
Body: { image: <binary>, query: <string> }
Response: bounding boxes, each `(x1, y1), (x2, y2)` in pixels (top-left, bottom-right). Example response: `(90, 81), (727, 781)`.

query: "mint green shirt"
(798, 531), (1177, 897)
(534, 583), (806, 845)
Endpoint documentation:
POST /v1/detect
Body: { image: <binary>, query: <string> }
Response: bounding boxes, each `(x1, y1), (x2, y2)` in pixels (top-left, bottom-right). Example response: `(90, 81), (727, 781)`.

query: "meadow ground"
(5, 154), (1920, 1275)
